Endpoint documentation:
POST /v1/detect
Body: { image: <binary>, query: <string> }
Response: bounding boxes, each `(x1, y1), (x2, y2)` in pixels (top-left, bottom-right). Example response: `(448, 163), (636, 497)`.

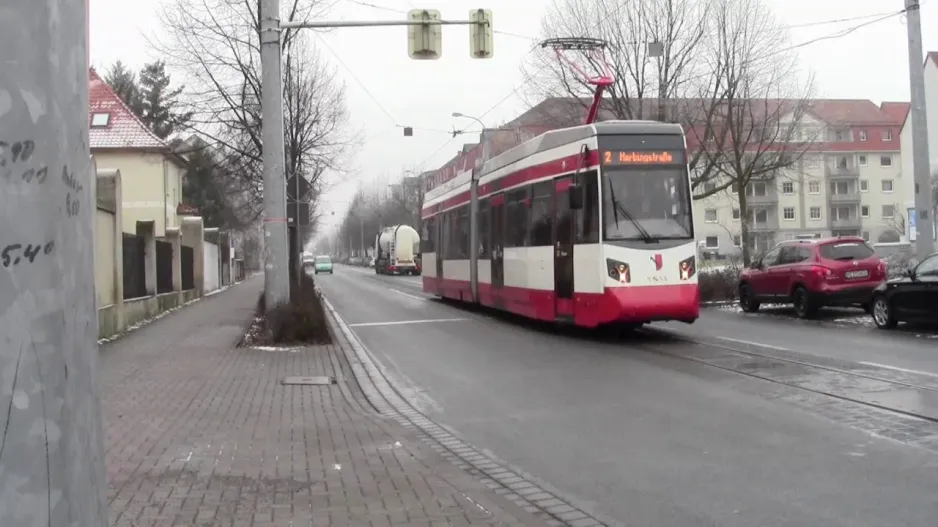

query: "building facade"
(88, 68), (188, 237)
(694, 101), (910, 257)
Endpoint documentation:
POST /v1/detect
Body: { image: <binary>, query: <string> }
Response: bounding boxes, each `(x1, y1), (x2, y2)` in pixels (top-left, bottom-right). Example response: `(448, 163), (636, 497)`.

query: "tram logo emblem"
(651, 253), (663, 271)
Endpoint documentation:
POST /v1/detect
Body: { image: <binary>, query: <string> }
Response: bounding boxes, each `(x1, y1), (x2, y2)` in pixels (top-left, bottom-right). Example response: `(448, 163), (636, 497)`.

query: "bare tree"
(881, 204), (907, 242)
(521, 0), (711, 129)
(153, 0), (355, 229)
(694, 0), (817, 264)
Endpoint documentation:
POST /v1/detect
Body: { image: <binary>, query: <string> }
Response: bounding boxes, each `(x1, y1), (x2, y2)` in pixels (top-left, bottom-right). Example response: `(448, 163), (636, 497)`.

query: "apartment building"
(693, 100), (910, 257)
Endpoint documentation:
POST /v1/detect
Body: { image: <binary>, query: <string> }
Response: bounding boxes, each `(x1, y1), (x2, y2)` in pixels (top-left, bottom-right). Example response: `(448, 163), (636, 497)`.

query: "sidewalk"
(100, 276), (542, 526)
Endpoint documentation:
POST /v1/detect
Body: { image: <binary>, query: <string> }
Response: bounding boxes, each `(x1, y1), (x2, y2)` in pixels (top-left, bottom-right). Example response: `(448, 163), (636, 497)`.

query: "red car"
(737, 237), (887, 318)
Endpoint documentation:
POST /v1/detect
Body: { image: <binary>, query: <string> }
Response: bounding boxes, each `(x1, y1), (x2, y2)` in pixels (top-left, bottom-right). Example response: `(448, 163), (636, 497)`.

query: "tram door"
(490, 195), (505, 306)
(553, 176), (575, 318)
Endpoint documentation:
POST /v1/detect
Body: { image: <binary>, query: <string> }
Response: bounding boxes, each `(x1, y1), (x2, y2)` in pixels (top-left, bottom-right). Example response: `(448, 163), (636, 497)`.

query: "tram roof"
(478, 120), (684, 177)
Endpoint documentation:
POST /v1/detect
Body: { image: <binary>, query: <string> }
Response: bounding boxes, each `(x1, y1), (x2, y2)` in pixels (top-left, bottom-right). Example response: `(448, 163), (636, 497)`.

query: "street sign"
(287, 201), (311, 226)
(286, 174), (311, 201)
(408, 9), (442, 59)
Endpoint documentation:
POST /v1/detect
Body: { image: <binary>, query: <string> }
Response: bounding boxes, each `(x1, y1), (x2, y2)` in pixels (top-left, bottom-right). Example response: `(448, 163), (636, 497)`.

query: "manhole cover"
(281, 376), (336, 386)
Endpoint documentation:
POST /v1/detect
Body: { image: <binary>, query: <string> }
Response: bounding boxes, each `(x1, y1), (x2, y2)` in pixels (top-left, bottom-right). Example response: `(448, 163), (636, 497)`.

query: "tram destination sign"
(601, 150), (685, 166)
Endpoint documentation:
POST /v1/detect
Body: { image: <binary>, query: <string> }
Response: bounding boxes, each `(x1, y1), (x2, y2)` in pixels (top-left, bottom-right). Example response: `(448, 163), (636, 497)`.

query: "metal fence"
(156, 240), (174, 294)
(122, 233), (147, 299)
(181, 245), (194, 291)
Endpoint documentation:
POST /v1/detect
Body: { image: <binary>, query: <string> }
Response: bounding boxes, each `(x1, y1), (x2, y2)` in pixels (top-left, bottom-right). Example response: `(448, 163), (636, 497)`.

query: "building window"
(861, 205), (870, 218)
(808, 181), (820, 194)
(704, 209), (718, 223)
(90, 112), (110, 127)
(809, 207), (821, 220)
(880, 155), (892, 167)
(882, 130), (892, 141)
(858, 130), (867, 141)
(705, 236), (719, 249)
(703, 181), (717, 193)
(881, 179), (893, 192)
(746, 182), (767, 196)
(732, 235), (741, 246)
(781, 181), (794, 195)
(859, 179), (868, 192)
(882, 204), (895, 219)
(731, 182), (739, 193)
(861, 231), (870, 241)
(858, 155), (867, 166)
(732, 208), (740, 220)
(783, 207), (795, 220)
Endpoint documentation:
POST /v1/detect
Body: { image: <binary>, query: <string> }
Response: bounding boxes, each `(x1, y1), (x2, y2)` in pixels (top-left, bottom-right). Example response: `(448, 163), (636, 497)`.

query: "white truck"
(374, 225), (421, 275)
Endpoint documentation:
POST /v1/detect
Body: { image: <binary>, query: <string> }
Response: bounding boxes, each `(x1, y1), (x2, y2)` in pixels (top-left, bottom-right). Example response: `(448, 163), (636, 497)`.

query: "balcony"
(828, 190), (861, 204)
(745, 187), (778, 206)
(829, 216), (862, 230)
(746, 215), (779, 232)
(825, 164), (860, 178)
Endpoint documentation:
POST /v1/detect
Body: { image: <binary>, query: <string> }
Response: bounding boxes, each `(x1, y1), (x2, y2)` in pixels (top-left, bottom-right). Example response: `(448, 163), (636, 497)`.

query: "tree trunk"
(737, 184), (752, 266)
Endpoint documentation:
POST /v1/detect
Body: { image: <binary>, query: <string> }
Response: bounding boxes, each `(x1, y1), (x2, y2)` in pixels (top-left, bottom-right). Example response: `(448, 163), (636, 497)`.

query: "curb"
(320, 294), (617, 527)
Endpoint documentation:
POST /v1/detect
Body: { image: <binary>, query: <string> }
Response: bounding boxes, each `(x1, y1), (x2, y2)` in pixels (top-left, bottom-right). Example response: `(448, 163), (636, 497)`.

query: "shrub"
(698, 266), (739, 303)
(257, 273), (332, 344)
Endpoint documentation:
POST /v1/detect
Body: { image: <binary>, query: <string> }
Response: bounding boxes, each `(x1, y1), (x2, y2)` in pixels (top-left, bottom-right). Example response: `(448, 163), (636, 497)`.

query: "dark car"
(738, 237), (887, 318)
(870, 252), (938, 329)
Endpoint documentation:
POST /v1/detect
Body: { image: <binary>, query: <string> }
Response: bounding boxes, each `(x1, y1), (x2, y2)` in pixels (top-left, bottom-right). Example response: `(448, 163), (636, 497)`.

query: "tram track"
(629, 328), (938, 447)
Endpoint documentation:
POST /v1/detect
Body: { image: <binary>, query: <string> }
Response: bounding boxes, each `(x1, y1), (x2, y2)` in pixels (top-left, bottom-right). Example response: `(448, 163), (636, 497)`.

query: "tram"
(420, 120), (699, 329)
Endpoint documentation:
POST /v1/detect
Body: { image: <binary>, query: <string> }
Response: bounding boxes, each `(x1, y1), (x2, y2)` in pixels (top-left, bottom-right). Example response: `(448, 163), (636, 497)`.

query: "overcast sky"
(89, 0), (938, 241)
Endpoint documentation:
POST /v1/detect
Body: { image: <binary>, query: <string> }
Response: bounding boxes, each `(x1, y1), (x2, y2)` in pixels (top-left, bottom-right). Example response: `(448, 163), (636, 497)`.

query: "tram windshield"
(598, 136), (694, 242)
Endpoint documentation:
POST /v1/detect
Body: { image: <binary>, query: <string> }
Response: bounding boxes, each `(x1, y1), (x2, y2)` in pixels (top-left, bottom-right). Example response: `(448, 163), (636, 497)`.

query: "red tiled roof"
(879, 102), (911, 126)
(88, 68), (168, 150)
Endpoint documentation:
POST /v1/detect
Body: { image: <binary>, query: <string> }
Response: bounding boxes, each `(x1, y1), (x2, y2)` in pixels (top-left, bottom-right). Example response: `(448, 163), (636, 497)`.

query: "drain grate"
(281, 376), (336, 386)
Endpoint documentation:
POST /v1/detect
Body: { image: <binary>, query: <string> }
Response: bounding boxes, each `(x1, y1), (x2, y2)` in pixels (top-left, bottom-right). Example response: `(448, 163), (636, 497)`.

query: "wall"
(203, 241), (220, 292)
(94, 209), (116, 307)
(92, 151), (174, 237)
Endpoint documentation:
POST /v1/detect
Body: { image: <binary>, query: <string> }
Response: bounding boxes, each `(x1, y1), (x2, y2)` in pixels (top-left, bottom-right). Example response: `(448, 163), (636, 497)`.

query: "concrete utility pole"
(261, 0), (290, 306)
(905, 0), (935, 255)
(0, 1), (108, 525)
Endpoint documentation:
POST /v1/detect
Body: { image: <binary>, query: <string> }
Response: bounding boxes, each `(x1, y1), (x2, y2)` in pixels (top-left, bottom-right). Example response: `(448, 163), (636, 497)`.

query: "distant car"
(870, 252), (938, 329)
(737, 237), (887, 318)
(313, 255), (333, 274)
(369, 257), (375, 268)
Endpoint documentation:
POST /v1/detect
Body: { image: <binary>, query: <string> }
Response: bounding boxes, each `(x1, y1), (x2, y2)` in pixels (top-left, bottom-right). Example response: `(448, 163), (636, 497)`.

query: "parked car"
(737, 237), (887, 318)
(313, 255), (334, 274)
(870, 252), (938, 329)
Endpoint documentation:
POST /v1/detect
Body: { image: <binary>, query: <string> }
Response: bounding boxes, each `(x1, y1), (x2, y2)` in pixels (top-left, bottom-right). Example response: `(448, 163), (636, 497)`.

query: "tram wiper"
(605, 177), (658, 244)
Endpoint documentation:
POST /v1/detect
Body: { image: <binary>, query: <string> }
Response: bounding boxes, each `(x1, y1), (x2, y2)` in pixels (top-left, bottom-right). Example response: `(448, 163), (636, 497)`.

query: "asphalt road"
(316, 265), (938, 527)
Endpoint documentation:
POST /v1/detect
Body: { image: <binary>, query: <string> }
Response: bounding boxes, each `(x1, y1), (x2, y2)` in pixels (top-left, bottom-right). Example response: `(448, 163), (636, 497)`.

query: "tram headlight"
(606, 258), (630, 283)
(679, 256), (696, 280)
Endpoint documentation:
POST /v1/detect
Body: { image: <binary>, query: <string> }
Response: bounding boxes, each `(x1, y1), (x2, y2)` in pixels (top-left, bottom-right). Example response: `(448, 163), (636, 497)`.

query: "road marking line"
(388, 288), (427, 301)
(859, 361), (938, 379)
(715, 336), (790, 351)
(348, 318), (468, 327)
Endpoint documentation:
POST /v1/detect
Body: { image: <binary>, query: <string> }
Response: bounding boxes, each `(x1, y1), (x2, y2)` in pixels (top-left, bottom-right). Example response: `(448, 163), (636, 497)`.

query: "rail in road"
(316, 264), (938, 527)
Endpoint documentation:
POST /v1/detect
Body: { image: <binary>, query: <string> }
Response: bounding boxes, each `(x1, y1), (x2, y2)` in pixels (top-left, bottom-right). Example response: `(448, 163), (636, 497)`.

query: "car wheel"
(738, 284), (760, 313)
(871, 295), (898, 329)
(792, 286), (817, 319)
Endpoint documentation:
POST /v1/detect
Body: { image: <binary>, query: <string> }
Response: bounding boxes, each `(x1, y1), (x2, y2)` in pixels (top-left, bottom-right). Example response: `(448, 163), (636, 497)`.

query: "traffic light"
(469, 9), (493, 59)
(407, 9), (442, 60)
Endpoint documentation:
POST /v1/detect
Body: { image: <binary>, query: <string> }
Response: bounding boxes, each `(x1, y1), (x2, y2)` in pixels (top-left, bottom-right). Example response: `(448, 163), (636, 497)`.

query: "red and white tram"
(420, 120), (699, 329)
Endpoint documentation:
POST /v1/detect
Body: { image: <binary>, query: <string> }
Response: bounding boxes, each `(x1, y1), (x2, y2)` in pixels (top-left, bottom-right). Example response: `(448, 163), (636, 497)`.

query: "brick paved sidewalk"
(100, 276), (543, 526)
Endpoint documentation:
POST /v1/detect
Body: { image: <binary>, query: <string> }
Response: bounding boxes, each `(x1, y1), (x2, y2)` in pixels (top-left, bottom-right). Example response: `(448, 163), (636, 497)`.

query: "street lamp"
(452, 111), (486, 131)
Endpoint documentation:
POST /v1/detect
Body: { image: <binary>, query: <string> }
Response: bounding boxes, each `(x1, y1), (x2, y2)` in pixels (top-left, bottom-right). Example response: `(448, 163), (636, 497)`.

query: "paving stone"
(100, 278), (542, 526)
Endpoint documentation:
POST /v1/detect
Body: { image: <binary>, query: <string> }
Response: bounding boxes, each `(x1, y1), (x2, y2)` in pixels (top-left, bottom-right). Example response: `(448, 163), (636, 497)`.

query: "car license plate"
(845, 270), (869, 279)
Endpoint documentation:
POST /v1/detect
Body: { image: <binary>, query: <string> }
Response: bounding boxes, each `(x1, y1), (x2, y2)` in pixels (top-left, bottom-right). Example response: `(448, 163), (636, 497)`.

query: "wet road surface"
(316, 265), (938, 527)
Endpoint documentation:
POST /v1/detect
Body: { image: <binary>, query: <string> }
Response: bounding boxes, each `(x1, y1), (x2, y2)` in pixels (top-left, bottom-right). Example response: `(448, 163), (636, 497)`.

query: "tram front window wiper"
(605, 177), (658, 244)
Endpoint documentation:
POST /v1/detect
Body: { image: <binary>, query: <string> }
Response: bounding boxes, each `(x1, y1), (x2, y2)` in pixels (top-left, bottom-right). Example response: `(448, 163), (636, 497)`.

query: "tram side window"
(529, 181), (553, 246)
(440, 212), (450, 259)
(455, 206), (471, 259)
(478, 199), (490, 258)
(505, 188), (529, 248)
(421, 216), (436, 253)
(576, 170), (600, 244)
